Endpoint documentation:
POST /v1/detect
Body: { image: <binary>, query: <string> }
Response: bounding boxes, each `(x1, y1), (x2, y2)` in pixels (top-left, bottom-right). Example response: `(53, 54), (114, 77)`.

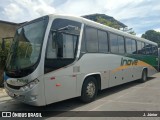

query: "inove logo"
(121, 58), (138, 66)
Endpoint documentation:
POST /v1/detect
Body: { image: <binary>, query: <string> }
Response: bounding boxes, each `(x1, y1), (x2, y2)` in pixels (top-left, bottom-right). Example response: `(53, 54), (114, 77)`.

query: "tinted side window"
(110, 33), (118, 53)
(137, 42), (145, 55)
(141, 42), (145, 54)
(132, 40), (137, 54)
(146, 44), (152, 55)
(126, 38), (132, 54)
(98, 30), (108, 53)
(152, 45), (158, 56)
(137, 41), (142, 54)
(45, 19), (81, 73)
(118, 36), (125, 54)
(86, 26), (98, 52)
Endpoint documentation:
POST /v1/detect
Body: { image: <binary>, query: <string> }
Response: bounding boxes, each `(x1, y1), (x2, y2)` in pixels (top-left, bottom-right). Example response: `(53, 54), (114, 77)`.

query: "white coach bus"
(4, 14), (158, 106)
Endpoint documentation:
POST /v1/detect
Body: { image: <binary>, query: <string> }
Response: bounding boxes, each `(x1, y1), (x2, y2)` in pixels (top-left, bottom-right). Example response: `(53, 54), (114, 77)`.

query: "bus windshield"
(5, 17), (48, 77)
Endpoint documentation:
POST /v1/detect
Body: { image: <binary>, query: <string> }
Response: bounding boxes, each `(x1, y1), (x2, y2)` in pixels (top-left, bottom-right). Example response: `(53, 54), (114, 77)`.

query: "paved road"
(0, 73), (160, 120)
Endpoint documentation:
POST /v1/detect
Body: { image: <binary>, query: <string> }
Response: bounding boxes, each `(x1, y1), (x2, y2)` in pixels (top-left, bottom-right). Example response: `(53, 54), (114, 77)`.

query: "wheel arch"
(81, 73), (101, 91)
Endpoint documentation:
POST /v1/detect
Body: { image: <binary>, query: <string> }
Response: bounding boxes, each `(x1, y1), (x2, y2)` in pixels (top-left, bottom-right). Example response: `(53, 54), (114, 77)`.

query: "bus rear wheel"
(139, 69), (147, 83)
(80, 77), (98, 103)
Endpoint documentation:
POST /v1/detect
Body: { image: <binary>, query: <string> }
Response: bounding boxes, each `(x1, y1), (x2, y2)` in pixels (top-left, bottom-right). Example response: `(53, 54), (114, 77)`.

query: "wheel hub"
(86, 82), (95, 98)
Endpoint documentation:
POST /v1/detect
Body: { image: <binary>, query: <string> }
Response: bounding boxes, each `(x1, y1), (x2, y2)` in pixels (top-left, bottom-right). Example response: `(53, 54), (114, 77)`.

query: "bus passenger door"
(43, 18), (81, 104)
(44, 74), (77, 104)
(44, 31), (78, 104)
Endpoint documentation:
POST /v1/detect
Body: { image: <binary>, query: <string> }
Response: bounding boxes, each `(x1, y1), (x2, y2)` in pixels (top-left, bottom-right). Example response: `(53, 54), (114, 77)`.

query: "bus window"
(63, 34), (77, 58)
(152, 45), (158, 56)
(132, 40), (137, 54)
(141, 42), (145, 55)
(47, 30), (79, 59)
(86, 26), (98, 52)
(46, 32), (57, 59)
(45, 19), (81, 73)
(110, 33), (118, 53)
(126, 38), (132, 54)
(137, 41), (142, 54)
(146, 44), (152, 55)
(118, 36), (125, 54)
(98, 30), (108, 53)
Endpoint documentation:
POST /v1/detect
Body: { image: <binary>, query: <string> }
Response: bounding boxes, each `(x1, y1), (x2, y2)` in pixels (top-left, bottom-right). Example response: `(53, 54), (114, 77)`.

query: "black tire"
(0, 74), (4, 87)
(139, 69), (147, 83)
(0, 79), (4, 87)
(80, 76), (98, 103)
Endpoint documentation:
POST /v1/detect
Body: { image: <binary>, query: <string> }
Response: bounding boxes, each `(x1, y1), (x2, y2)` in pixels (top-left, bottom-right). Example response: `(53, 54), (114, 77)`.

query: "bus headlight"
(20, 79), (39, 91)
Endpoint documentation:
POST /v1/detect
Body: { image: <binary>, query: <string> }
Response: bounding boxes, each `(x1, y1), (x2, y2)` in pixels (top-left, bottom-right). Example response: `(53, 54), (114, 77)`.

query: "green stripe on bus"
(126, 54), (158, 70)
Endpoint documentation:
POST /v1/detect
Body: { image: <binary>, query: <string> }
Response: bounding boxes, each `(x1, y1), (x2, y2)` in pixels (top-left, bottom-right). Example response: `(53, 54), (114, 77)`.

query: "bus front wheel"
(80, 76), (98, 103)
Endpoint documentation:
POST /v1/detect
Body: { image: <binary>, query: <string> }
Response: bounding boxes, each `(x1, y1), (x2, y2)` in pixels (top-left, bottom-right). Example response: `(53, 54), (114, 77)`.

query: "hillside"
(82, 13), (127, 30)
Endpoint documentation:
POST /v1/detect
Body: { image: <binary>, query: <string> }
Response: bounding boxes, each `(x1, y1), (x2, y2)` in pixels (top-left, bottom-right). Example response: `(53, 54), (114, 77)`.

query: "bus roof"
(49, 14), (157, 46)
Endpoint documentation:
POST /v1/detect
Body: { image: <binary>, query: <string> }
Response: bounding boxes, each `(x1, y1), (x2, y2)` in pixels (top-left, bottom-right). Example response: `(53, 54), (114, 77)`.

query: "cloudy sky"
(0, 0), (160, 36)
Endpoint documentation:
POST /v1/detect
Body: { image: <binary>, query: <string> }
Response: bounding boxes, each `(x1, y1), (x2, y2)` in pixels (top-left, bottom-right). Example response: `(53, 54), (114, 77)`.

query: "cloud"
(2, 3), (23, 21)
(55, 0), (160, 35)
(154, 28), (160, 32)
(55, 0), (153, 19)
(0, 0), (160, 35)
(136, 34), (142, 37)
(1, 0), (56, 22)
(15, 0), (56, 16)
(56, 0), (106, 15)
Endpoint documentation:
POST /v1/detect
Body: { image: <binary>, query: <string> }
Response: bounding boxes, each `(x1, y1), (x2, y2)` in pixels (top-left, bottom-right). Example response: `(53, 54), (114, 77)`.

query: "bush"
(0, 40), (12, 67)
(0, 38), (33, 84)
(0, 39), (13, 84)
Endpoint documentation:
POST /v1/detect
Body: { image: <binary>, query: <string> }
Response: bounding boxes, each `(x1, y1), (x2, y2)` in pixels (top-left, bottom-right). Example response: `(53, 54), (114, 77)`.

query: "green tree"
(0, 38), (13, 85)
(96, 16), (121, 30)
(141, 30), (160, 47)
(83, 14), (136, 35)
(96, 16), (136, 35)
(122, 27), (136, 35)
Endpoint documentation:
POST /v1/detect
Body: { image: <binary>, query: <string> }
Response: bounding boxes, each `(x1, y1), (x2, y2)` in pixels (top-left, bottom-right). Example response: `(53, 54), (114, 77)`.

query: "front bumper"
(4, 82), (44, 106)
